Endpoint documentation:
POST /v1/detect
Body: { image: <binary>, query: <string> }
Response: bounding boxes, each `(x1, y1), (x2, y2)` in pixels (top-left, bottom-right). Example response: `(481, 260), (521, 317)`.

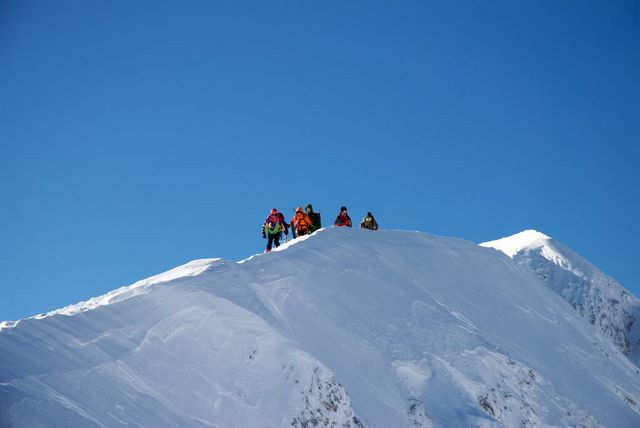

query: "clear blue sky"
(1, 0), (638, 322)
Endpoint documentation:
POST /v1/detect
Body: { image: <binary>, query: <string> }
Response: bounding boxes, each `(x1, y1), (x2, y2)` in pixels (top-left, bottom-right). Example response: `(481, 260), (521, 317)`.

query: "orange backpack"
(292, 212), (311, 232)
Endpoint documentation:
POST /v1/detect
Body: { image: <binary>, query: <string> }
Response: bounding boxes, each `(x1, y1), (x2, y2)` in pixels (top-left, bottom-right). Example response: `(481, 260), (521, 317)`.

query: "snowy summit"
(480, 229), (552, 258)
(1, 228), (639, 427)
(482, 229), (640, 366)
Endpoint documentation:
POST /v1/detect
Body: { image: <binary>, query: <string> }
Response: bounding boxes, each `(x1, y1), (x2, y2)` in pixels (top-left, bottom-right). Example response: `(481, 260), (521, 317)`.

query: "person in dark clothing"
(305, 204), (321, 233)
(334, 206), (352, 227)
(262, 208), (287, 252)
(278, 212), (290, 241)
(360, 212), (379, 230)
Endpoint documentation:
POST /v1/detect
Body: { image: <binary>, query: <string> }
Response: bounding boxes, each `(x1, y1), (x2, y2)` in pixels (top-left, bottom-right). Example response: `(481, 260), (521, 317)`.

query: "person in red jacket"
(290, 207), (313, 237)
(334, 206), (352, 227)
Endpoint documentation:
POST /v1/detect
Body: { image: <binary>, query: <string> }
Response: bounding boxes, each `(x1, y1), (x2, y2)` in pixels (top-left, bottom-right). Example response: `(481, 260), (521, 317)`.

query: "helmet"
(341, 206), (347, 212)
(270, 208), (278, 215)
(305, 204), (313, 211)
(296, 206), (303, 213)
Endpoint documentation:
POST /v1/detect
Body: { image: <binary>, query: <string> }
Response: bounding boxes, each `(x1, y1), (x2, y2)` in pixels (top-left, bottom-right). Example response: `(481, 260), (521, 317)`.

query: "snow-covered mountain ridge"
(481, 230), (640, 365)
(0, 259), (221, 333)
(1, 228), (639, 427)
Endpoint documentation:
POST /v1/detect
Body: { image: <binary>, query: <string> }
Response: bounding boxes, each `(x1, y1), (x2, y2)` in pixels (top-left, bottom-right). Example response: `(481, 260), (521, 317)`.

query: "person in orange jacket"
(290, 206), (313, 237)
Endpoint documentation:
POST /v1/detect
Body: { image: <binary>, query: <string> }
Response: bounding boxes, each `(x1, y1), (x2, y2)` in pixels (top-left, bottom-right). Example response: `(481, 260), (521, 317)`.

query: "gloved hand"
(262, 232), (266, 239)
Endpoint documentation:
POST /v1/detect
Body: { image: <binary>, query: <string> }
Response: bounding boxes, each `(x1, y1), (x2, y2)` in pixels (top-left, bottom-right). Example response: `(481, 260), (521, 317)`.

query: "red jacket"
(334, 212), (352, 227)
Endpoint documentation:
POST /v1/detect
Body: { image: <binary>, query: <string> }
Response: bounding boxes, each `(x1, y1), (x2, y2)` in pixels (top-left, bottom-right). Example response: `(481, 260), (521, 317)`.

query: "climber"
(334, 206), (352, 227)
(290, 206), (313, 237)
(305, 204), (322, 233)
(262, 208), (286, 252)
(360, 212), (379, 231)
(278, 211), (290, 241)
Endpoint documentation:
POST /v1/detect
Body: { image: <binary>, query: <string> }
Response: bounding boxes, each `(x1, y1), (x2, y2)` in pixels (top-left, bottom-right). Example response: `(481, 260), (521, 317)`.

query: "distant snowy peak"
(480, 229), (551, 258)
(481, 230), (583, 279)
(482, 229), (640, 364)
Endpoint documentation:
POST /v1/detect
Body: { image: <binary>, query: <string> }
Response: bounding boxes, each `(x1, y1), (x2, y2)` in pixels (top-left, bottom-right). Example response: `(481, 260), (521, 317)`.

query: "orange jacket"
(290, 212), (312, 231)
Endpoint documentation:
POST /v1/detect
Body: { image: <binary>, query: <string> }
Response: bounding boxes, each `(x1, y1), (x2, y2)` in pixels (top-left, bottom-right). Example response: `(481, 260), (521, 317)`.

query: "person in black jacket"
(305, 204), (321, 233)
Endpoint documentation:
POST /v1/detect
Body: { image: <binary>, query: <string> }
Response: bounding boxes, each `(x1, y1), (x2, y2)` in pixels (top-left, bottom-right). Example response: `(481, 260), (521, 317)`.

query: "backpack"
(293, 212), (311, 232)
(265, 214), (282, 234)
(362, 216), (377, 230)
(309, 212), (321, 230)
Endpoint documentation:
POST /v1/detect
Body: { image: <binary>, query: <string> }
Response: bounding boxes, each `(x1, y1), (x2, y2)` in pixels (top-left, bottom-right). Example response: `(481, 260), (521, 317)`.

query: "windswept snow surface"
(0, 259), (220, 333)
(2, 228), (640, 427)
(482, 230), (640, 366)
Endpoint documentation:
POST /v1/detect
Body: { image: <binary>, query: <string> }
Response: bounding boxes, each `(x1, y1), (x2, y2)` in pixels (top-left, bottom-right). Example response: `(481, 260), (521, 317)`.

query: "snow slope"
(481, 230), (640, 366)
(2, 228), (640, 427)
